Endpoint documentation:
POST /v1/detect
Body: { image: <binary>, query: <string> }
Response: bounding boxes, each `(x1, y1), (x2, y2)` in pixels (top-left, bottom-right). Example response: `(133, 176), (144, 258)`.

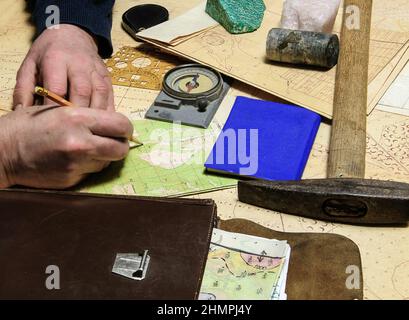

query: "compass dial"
(162, 64), (223, 100)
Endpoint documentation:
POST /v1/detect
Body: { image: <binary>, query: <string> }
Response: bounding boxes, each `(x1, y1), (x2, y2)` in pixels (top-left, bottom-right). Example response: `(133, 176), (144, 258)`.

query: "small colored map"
(200, 229), (290, 300)
(200, 244), (285, 300)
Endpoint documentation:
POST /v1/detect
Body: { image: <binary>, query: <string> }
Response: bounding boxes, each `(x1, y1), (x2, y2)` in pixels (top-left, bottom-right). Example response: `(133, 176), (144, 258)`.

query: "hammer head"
(238, 178), (409, 225)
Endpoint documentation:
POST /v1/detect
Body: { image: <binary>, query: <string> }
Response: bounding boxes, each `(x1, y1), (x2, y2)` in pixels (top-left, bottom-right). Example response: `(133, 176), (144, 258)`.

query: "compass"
(145, 64), (230, 128)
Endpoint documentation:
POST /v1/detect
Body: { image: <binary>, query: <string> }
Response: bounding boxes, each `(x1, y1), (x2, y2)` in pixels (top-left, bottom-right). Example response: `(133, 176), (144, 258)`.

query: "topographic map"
(78, 85), (237, 197)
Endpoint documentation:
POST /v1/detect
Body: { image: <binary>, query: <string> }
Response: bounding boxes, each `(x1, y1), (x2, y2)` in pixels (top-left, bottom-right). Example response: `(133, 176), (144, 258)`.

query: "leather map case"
(0, 189), (216, 299)
(219, 219), (364, 300)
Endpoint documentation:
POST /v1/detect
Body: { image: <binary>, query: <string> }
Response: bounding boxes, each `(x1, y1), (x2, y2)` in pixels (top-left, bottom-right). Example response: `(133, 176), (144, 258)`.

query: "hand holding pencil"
(34, 86), (143, 147)
(1, 96), (134, 189)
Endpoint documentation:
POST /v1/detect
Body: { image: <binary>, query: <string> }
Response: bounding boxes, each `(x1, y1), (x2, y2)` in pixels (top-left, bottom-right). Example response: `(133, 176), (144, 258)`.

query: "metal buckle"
(112, 250), (150, 280)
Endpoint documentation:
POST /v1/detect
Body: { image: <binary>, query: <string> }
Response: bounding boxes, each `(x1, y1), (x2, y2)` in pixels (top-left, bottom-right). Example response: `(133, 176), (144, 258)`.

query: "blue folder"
(205, 96), (321, 180)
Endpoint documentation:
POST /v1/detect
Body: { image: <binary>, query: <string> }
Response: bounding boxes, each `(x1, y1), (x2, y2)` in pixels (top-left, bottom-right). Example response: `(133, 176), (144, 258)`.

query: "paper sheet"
(377, 61), (409, 116)
(137, 1), (218, 46)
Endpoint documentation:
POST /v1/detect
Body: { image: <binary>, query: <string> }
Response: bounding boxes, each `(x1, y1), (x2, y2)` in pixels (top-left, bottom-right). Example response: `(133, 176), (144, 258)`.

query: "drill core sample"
(266, 28), (340, 68)
(206, 0), (266, 34)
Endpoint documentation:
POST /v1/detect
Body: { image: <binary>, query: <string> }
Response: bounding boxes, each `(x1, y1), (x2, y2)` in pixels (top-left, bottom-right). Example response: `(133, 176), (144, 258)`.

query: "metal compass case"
(145, 64), (230, 128)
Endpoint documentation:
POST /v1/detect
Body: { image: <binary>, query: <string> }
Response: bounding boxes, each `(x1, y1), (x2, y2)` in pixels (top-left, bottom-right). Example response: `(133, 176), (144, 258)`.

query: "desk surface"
(0, 0), (408, 300)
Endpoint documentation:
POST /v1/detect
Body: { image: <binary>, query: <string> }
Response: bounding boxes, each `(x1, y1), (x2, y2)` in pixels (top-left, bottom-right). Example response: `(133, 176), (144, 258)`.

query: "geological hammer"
(238, 0), (409, 225)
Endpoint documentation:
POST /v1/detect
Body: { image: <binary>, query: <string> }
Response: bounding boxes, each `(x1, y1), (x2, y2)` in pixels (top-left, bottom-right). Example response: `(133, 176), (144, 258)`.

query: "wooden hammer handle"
(328, 0), (373, 178)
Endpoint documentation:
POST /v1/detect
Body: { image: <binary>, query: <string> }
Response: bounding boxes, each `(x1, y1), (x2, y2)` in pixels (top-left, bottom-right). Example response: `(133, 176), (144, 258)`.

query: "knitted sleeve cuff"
(31, 0), (115, 58)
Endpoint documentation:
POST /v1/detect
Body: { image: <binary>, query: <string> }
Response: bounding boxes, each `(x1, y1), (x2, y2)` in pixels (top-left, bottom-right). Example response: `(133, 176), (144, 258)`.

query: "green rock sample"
(206, 0), (266, 34)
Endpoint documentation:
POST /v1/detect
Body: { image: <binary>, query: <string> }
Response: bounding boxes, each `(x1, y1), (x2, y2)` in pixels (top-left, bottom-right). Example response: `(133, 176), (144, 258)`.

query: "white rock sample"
(280, 0), (341, 33)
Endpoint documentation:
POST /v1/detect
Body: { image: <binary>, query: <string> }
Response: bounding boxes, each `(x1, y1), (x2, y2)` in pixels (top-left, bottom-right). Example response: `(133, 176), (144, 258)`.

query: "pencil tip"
(131, 135), (143, 145)
(129, 140), (143, 149)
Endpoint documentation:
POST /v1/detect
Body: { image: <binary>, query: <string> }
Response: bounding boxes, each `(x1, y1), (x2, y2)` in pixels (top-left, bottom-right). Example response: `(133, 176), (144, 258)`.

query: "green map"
(79, 119), (236, 197)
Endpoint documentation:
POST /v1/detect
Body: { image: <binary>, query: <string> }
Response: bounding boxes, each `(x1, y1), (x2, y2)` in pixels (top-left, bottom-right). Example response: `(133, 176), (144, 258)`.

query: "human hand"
(13, 24), (114, 110)
(0, 106), (133, 189)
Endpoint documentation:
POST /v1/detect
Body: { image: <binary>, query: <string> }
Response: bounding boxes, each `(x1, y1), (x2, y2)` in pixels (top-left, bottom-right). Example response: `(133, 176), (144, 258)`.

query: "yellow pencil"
(34, 86), (74, 107)
(34, 86), (143, 147)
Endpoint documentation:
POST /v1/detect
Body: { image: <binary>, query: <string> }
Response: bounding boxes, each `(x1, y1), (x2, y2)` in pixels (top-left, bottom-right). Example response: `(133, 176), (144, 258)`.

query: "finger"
(88, 135), (130, 161)
(105, 76), (115, 111)
(68, 69), (92, 108)
(66, 107), (133, 139)
(69, 161), (109, 187)
(96, 63), (115, 111)
(79, 159), (111, 174)
(82, 109), (134, 139)
(13, 58), (37, 107)
(42, 60), (68, 105)
(89, 70), (111, 110)
(13, 104), (24, 111)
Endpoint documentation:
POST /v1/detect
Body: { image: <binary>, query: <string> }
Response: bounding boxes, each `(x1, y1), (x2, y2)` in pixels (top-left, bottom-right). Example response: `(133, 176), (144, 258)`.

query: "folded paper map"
(200, 229), (291, 300)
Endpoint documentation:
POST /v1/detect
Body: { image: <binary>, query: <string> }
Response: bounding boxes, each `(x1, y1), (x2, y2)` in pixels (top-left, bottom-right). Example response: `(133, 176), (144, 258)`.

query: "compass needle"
(185, 74), (200, 93)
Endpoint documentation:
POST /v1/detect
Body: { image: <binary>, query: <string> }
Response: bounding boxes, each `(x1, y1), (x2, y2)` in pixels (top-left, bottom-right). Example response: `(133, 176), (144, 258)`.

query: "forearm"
(28, 0), (115, 58)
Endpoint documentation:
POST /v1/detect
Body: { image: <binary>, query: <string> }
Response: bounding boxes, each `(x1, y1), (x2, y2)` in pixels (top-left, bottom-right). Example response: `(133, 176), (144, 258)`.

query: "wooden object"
(34, 86), (74, 107)
(328, 0), (373, 178)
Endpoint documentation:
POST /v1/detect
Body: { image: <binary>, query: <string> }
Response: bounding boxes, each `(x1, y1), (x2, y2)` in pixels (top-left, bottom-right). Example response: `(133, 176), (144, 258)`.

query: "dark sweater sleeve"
(29, 0), (115, 58)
